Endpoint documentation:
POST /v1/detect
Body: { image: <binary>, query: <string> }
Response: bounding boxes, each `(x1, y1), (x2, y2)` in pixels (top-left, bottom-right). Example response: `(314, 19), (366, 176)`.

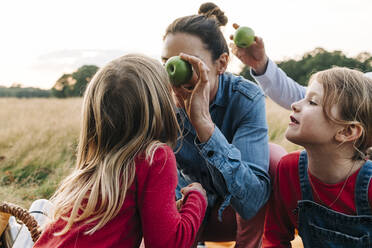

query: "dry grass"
(0, 98), (81, 206)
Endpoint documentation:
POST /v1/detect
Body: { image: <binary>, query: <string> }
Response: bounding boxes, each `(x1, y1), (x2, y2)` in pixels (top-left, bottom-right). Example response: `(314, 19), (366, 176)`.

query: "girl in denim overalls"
(263, 67), (372, 248)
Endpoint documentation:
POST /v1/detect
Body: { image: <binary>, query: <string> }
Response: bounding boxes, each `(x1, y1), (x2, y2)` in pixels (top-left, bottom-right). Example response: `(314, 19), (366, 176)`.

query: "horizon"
(1, 0), (371, 89)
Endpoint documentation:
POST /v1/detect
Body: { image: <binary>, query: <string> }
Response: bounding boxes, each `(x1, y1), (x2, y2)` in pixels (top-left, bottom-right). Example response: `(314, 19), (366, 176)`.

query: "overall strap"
(355, 160), (372, 215)
(298, 150), (314, 201)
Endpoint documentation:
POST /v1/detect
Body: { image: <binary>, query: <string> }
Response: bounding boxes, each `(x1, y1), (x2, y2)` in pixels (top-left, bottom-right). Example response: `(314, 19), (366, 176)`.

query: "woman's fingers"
(197, 61), (209, 86)
(179, 54), (200, 72)
(179, 53), (209, 75)
(179, 53), (210, 85)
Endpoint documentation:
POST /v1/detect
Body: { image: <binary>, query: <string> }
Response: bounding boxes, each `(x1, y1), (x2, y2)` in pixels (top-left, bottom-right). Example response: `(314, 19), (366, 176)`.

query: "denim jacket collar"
(210, 74), (228, 108)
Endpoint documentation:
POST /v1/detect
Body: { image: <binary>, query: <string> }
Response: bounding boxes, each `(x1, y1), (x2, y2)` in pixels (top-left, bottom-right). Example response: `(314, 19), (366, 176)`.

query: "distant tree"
(51, 74), (75, 98)
(71, 65), (99, 96)
(356, 51), (372, 63)
(240, 48), (372, 86)
(51, 65), (99, 98)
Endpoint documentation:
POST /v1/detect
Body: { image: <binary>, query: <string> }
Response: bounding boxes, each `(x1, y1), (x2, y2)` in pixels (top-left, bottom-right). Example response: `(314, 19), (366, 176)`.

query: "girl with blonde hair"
(33, 54), (207, 248)
(262, 68), (372, 247)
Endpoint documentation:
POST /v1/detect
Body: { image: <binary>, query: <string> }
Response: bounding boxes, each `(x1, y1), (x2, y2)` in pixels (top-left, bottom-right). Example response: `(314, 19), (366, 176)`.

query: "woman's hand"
(229, 23), (268, 75)
(172, 53), (215, 143)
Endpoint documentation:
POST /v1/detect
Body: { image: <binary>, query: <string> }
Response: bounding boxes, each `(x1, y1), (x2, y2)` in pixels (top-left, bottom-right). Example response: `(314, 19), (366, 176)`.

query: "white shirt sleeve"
(251, 59), (307, 110)
(365, 72), (372, 79)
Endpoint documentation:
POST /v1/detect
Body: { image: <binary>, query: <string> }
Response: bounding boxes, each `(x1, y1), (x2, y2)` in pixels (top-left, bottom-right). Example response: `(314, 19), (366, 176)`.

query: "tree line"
(0, 65), (99, 98)
(1, 48), (371, 98)
(240, 48), (372, 85)
(0, 85), (51, 98)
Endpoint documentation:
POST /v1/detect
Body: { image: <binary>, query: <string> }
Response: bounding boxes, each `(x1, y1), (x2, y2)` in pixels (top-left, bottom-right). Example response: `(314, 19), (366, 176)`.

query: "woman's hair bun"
(198, 2), (228, 26)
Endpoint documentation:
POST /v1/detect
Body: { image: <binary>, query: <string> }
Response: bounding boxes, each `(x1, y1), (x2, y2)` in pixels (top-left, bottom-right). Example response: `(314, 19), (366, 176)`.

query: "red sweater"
(33, 145), (207, 248)
(263, 151), (372, 248)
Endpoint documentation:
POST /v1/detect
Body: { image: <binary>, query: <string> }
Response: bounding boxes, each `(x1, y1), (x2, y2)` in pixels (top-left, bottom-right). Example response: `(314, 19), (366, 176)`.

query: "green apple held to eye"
(234, 26), (255, 48)
(165, 56), (193, 86)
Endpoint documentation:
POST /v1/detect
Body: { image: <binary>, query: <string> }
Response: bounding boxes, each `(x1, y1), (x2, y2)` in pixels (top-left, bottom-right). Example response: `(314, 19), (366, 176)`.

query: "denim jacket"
(175, 72), (270, 220)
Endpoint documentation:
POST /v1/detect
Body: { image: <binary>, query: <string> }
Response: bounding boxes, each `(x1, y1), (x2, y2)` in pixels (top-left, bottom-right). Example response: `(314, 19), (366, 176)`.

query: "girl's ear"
(215, 53), (229, 75)
(335, 123), (363, 143)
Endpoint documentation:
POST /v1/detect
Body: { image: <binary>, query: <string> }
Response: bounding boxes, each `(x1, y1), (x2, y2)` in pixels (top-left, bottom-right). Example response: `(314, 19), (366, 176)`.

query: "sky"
(0, 0), (371, 89)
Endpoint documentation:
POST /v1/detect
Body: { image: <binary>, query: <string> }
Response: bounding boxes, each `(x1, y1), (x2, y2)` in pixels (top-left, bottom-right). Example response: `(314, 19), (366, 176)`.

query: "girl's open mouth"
(290, 115), (299, 124)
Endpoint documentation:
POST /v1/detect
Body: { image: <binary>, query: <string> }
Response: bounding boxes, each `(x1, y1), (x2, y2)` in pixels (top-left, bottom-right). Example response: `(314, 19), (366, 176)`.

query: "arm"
(251, 59), (306, 110)
(197, 94), (270, 220)
(263, 158), (296, 248)
(139, 146), (207, 248)
(229, 24), (306, 110)
(175, 54), (270, 219)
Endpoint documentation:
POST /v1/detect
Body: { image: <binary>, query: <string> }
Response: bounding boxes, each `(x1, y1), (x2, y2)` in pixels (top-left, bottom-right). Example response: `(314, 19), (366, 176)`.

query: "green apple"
(165, 56), (192, 86)
(233, 26), (255, 48)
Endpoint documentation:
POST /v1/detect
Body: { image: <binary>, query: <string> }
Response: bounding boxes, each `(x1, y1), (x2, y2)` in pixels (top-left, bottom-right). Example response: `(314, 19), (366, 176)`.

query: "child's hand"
(229, 23), (268, 75)
(181, 182), (207, 202)
(176, 199), (183, 211)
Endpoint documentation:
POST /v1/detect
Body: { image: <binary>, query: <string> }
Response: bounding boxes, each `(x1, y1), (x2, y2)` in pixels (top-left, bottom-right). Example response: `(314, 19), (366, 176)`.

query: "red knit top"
(263, 151), (372, 248)
(33, 145), (207, 248)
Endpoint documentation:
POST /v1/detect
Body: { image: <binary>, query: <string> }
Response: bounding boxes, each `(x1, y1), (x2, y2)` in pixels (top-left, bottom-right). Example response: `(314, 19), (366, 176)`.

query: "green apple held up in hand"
(165, 56), (193, 86)
(234, 26), (255, 48)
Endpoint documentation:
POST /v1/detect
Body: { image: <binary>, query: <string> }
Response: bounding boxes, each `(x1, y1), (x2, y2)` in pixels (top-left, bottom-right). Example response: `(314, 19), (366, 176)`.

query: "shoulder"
(222, 72), (264, 101)
(275, 151), (302, 199)
(277, 151), (301, 173)
(152, 144), (176, 164)
(136, 144), (176, 175)
(151, 144), (177, 172)
(135, 144), (178, 194)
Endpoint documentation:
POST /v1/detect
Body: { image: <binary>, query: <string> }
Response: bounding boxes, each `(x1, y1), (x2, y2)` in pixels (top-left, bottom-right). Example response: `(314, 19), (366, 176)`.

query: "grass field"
(0, 98), (81, 206)
(0, 97), (303, 247)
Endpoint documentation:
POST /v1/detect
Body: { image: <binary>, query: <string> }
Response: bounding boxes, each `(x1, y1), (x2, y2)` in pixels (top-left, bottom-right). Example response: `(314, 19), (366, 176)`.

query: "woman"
(162, 3), (276, 247)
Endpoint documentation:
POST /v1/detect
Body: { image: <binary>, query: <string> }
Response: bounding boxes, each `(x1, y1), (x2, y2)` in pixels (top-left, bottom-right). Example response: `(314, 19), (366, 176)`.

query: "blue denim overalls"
(297, 151), (372, 248)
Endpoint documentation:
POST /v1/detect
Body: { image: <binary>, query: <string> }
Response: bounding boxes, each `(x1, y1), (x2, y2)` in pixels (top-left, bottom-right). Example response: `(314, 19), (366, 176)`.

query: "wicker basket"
(0, 202), (41, 243)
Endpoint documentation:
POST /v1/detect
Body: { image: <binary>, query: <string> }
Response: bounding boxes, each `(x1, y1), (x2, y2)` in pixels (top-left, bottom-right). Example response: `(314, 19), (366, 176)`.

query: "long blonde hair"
(311, 67), (372, 159)
(51, 54), (180, 235)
